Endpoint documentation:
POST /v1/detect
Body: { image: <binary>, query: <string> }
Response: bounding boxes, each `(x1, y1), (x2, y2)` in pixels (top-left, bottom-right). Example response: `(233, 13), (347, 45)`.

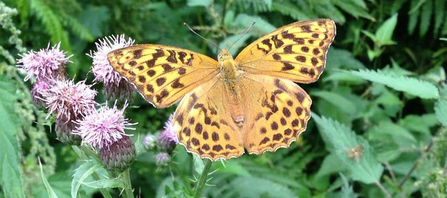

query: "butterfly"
(107, 19), (336, 161)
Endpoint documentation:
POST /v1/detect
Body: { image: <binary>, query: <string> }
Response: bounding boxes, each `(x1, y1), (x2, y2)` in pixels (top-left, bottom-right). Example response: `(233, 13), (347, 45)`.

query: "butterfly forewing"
(235, 19), (336, 83)
(107, 45), (219, 108)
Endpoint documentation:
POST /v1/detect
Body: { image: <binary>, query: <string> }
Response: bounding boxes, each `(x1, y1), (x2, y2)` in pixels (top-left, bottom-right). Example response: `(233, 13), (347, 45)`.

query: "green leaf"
(326, 48), (366, 70)
(63, 15), (94, 41)
(271, 1), (311, 20)
(312, 91), (357, 116)
(313, 113), (384, 184)
(435, 99), (447, 125)
(219, 33), (251, 56)
(30, 0), (71, 51)
(83, 179), (126, 189)
(0, 77), (25, 198)
(350, 69), (439, 99)
(39, 159), (59, 198)
(339, 173), (358, 198)
(375, 14), (398, 46)
(187, 0), (212, 7)
(232, 14), (276, 36)
(434, 0), (445, 35)
(419, 0), (432, 37)
(228, 176), (296, 198)
(71, 160), (102, 198)
(408, 1), (421, 35)
(193, 154), (204, 174)
(79, 5), (110, 38)
(214, 161), (251, 176)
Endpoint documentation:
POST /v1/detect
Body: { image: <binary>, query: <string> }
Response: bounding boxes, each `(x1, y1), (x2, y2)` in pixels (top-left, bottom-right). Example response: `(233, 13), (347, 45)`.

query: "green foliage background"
(1, 0), (447, 197)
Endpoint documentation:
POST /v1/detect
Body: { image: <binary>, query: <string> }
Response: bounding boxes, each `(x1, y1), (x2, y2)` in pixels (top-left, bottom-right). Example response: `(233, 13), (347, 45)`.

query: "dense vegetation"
(1, 0), (447, 197)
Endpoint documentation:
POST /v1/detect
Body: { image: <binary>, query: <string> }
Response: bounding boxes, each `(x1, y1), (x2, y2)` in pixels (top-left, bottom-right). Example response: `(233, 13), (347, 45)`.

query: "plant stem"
(170, 162), (193, 195)
(193, 160), (213, 198)
(122, 169), (135, 198)
(72, 146), (113, 198)
(375, 180), (392, 198)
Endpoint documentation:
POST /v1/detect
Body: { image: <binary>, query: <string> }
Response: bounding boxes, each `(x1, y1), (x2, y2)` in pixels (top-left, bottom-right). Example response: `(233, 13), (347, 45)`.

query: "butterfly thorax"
(218, 49), (245, 126)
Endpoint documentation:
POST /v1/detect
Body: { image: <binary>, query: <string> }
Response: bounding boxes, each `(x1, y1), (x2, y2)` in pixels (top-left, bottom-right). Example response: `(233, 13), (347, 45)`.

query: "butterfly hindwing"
(235, 19), (336, 83)
(173, 79), (245, 161)
(239, 74), (312, 154)
(107, 45), (219, 108)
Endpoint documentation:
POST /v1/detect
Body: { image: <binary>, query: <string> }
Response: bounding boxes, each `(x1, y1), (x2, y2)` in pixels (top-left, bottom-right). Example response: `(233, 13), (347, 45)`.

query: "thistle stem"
(170, 162), (193, 195)
(193, 160), (213, 198)
(122, 169), (135, 198)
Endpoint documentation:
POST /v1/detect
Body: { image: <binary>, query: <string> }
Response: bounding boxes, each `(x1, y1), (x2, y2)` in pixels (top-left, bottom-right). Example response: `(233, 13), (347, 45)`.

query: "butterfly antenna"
(183, 23), (221, 51)
(228, 21), (256, 50)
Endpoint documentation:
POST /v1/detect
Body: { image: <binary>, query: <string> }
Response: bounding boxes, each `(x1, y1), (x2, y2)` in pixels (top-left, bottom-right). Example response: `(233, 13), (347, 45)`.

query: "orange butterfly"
(108, 19), (336, 161)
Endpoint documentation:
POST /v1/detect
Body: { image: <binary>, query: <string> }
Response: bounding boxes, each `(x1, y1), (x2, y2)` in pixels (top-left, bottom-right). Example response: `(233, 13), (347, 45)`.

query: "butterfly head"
(217, 49), (234, 63)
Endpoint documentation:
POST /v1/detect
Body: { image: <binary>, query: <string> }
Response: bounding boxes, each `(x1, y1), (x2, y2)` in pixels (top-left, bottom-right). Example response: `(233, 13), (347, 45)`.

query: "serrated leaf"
(375, 14), (398, 46)
(313, 113), (384, 184)
(0, 76), (25, 198)
(340, 173), (358, 198)
(271, 1), (311, 20)
(71, 160), (102, 198)
(39, 159), (58, 198)
(350, 69), (439, 99)
(435, 99), (447, 125)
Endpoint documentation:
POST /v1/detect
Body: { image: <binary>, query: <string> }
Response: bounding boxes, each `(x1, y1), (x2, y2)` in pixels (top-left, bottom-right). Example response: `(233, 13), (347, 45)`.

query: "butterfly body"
(108, 19), (336, 161)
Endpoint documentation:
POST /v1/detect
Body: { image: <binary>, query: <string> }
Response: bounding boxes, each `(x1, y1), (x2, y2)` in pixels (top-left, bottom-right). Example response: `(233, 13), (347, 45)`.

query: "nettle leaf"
(187, 0), (212, 7)
(350, 69), (440, 99)
(313, 113), (383, 184)
(435, 99), (447, 125)
(340, 173), (358, 198)
(0, 77), (25, 198)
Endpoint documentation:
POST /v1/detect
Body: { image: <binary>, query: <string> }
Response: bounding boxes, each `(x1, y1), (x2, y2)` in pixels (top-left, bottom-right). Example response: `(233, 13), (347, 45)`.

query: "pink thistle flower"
(17, 43), (71, 81)
(74, 102), (136, 149)
(43, 79), (97, 121)
(157, 114), (178, 152)
(30, 79), (52, 108)
(88, 35), (135, 99)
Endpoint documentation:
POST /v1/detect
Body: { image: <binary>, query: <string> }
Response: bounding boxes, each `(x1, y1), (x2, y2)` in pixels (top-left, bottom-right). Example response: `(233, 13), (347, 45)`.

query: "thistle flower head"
(88, 35), (134, 86)
(157, 114), (178, 152)
(74, 102), (136, 149)
(17, 43), (71, 81)
(43, 79), (97, 121)
(99, 135), (136, 171)
(31, 79), (52, 108)
(156, 152), (171, 166)
(142, 133), (156, 150)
